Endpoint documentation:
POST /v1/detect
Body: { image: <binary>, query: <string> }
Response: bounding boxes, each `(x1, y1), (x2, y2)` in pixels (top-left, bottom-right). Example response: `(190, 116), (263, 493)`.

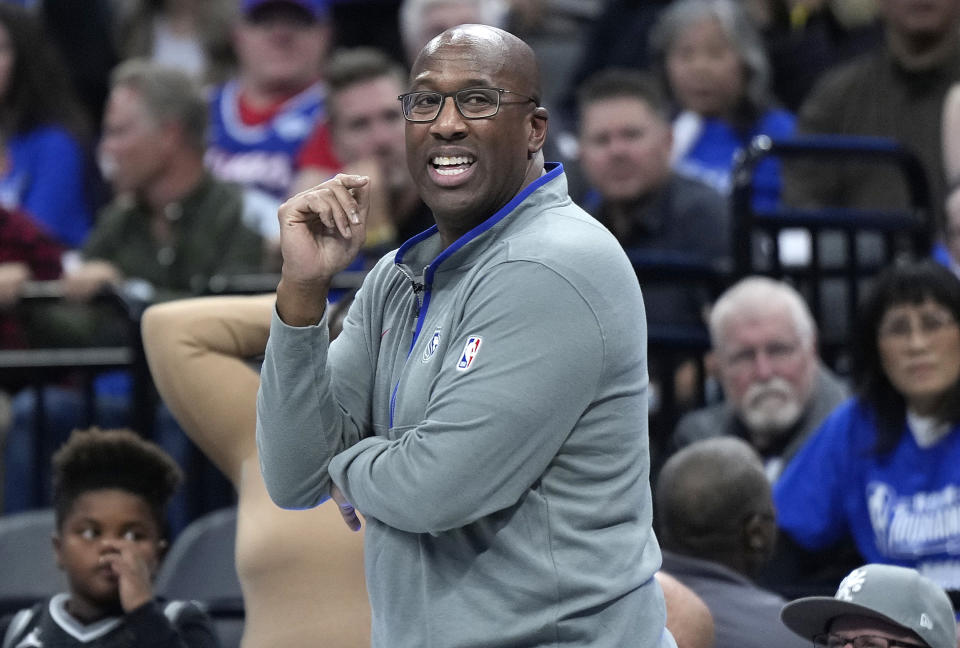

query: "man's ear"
(743, 510), (777, 563)
(527, 106), (549, 155)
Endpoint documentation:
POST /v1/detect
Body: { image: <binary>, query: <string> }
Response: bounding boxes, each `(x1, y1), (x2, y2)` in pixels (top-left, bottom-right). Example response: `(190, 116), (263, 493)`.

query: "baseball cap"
(241, 0), (330, 20)
(781, 564), (957, 648)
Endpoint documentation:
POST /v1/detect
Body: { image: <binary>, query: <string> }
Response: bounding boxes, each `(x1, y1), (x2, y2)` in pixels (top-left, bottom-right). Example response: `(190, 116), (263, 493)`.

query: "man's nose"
(429, 97), (467, 138)
(752, 350), (775, 378)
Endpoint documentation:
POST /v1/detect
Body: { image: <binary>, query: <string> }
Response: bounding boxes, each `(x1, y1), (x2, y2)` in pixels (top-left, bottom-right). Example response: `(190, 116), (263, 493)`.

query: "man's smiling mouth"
(431, 155), (476, 176)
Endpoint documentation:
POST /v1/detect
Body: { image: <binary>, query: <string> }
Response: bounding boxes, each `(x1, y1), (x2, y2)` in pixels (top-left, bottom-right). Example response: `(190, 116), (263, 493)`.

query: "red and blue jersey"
(205, 79), (326, 201)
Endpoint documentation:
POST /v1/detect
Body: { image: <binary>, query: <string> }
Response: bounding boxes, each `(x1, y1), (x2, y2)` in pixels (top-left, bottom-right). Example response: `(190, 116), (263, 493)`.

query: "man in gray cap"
(781, 563), (958, 648)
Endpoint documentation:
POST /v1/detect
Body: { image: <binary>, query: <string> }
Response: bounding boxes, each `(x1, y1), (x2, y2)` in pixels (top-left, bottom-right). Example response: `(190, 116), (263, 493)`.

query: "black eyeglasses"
(397, 87), (538, 123)
(813, 633), (928, 648)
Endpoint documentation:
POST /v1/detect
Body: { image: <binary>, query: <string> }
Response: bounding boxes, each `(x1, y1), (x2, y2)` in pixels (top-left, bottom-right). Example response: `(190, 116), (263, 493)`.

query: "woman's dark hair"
(0, 3), (87, 137)
(851, 261), (960, 455)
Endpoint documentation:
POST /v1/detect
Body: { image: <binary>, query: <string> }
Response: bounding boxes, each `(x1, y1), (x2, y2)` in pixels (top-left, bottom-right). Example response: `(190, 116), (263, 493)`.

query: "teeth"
(432, 155), (474, 166)
(436, 167), (468, 176)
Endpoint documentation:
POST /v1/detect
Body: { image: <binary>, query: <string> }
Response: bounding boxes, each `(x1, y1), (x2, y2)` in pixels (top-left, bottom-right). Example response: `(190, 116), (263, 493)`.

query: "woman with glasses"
(773, 261), (960, 597)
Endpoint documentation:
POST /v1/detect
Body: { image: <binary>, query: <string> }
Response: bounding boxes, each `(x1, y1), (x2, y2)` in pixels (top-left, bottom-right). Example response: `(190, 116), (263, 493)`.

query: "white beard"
(740, 376), (804, 439)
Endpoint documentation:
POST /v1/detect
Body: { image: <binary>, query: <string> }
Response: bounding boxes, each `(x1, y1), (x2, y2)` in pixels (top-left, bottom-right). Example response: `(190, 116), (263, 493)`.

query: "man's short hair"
(325, 47), (406, 122)
(110, 58), (208, 153)
(709, 276), (817, 350)
(656, 437), (770, 552)
(576, 68), (671, 126)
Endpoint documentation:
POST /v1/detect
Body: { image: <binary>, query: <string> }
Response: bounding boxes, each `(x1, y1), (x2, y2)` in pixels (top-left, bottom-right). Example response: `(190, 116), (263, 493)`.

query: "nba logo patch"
(421, 327), (442, 363)
(456, 335), (482, 371)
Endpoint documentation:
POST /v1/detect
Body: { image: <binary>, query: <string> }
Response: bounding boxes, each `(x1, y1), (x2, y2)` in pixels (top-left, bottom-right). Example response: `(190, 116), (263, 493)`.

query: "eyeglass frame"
(397, 87), (539, 123)
(812, 632), (928, 648)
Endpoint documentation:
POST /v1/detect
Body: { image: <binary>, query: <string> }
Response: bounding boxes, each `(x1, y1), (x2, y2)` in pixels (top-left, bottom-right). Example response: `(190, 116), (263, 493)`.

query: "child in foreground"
(0, 428), (220, 648)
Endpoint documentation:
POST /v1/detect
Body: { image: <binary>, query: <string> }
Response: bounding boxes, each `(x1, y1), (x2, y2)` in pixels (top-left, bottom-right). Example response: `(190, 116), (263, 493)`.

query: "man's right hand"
(276, 174), (370, 326)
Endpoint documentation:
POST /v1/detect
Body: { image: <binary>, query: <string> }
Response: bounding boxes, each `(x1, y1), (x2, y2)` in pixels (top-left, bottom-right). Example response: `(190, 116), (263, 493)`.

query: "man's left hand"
(331, 484), (362, 531)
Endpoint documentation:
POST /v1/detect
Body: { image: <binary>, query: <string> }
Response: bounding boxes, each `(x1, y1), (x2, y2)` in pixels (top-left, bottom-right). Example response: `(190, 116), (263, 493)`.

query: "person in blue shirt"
(650, 0), (795, 212)
(775, 261), (960, 596)
(0, 3), (93, 248)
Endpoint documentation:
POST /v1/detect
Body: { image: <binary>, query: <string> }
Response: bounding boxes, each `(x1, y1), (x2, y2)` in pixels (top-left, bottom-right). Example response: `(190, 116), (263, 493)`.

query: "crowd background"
(2, 0), (960, 646)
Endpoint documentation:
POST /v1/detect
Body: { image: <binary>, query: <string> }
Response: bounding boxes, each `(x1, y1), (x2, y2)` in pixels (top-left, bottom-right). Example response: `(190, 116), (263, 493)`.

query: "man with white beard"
(671, 276), (848, 482)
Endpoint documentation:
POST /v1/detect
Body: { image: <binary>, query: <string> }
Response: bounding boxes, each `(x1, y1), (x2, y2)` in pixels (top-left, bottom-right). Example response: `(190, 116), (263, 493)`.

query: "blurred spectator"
(783, 0), (960, 232)
(657, 437), (809, 648)
(941, 185), (960, 277)
(294, 47), (433, 252)
(36, 0), (119, 138)
(755, 0), (882, 112)
(672, 276), (848, 482)
(398, 0), (508, 65)
(3, 59), (265, 516)
(781, 563), (957, 648)
(114, 0), (238, 85)
(205, 0), (331, 201)
(938, 83), (960, 275)
(775, 261), (960, 595)
(941, 83), (960, 187)
(576, 67), (728, 329)
(0, 3), (93, 248)
(560, 0), (673, 127)
(142, 295), (371, 647)
(0, 206), (63, 392)
(650, 0), (796, 211)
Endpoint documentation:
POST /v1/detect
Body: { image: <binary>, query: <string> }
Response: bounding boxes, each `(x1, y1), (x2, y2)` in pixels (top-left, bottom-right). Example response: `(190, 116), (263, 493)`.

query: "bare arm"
(141, 295), (276, 484)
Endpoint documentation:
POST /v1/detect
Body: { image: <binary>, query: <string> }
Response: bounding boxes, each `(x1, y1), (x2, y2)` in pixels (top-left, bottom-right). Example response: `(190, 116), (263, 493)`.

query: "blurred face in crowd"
(879, 0), (960, 43)
(408, 1), (484, 63)
(716, 304), (817, 449)
(666, 16), (744, 119)
(99, 86), (173, 194)
(330, 75), (410, 192)
(0, 22), (13, 101)
(877, 298), (960, 415)
(578, 96), (673, 203)
(234, 3), (328, 94)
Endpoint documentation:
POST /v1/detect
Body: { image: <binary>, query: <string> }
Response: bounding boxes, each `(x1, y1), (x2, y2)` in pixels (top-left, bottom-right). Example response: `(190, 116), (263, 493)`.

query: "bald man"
(256, 23), (672, 648)
(657, 438), (808, 648)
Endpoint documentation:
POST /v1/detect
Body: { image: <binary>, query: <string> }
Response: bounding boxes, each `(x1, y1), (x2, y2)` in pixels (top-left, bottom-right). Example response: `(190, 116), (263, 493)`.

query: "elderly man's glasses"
(398, 87), (538, 123)
(813, 633), (927, 648)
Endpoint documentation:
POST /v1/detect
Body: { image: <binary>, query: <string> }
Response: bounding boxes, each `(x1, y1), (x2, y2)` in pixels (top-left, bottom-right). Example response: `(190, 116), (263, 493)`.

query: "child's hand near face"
(98, 536), (164, 613)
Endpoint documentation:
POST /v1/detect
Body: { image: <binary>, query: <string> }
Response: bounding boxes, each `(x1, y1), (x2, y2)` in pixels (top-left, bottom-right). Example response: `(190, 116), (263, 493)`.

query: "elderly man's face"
(716, 306), (817, 446)
(404, 37), (544, 228)
(578, 96), (673, 203)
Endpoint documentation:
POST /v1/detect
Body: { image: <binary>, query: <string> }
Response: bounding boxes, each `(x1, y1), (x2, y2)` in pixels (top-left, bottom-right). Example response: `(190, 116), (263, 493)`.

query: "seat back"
(155, 506), (243, 648)
(0, 509), (66, 615)
(155, 506), (241, 602)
